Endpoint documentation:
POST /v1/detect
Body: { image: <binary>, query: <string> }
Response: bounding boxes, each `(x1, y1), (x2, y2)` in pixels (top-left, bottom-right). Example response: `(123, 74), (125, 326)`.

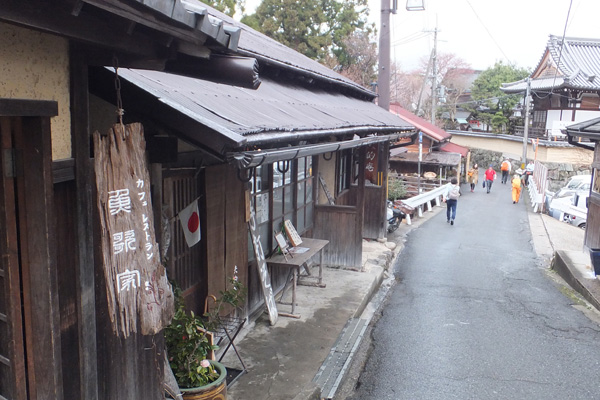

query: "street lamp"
(377, 0), (425, 111)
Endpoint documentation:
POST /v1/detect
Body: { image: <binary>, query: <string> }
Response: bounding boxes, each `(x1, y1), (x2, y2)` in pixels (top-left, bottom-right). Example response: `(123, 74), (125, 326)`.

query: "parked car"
(564, 192), (589, 229)
(547, 190), (589, 225)
(545, 174), (592, 211)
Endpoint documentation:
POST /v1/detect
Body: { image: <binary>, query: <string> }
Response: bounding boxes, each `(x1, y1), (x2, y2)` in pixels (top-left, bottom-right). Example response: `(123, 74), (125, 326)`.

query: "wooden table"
(266, 238), (328, 318)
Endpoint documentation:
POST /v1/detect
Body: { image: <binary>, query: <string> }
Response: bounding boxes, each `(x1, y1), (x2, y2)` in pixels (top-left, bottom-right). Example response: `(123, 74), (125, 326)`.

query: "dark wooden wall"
(204, 164), (248, 316)
(54, 180), (81, 400)
(363, 185), (386, 240)
(313, 205), (362, 269)
(586, 144), (600, 250)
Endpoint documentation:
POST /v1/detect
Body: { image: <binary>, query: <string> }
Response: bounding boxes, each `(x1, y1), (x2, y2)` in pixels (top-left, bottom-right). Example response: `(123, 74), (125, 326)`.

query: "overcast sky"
(243, 0), (600, 72)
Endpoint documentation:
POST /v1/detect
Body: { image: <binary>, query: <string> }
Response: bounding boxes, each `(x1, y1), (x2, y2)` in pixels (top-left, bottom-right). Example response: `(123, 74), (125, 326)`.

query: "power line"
(464, 0), (511, 63)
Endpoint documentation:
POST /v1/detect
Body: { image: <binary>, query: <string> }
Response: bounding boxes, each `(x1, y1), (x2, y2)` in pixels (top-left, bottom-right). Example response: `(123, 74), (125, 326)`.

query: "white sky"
(243, 0), (600, 72)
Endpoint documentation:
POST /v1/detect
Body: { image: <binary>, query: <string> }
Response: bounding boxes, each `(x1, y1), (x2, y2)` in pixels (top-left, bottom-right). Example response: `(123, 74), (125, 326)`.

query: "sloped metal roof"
(116, 68), (414, 149)
(502, 35), (600, 93)
(389, 103), (451, 142)
(390, 151), (461, 166)
(565, 116), (600, 141)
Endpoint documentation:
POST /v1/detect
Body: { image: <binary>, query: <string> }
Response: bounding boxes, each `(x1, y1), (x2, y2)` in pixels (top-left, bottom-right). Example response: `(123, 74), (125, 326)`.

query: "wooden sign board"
(248, 209), (278, 325)
(364, 144), (379, 185)
(94, 123), (174, 337)
(284, 220), (302, 247)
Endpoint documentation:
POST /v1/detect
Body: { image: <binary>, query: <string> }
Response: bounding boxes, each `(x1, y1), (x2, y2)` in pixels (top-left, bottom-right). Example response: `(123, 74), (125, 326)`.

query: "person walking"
(444, 177), (461, 225)
(511, 174), (522, 204)
(484, 165), (496, 193)
(500, 158), (511, 184)
(467, 164), (479, 192)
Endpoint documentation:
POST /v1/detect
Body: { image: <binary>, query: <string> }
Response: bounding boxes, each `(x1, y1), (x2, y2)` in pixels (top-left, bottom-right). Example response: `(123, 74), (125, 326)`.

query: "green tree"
(468, 61), (529, 133)
(242, 0), (372, 64)
(200, 0), (245, 17)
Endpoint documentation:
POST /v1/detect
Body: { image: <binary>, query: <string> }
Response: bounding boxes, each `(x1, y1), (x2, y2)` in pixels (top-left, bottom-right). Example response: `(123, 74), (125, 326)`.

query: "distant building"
(502, 35), (600, 140)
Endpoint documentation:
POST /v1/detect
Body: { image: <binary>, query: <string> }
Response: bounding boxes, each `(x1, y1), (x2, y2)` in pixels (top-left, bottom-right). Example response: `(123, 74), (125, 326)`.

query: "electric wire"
(535, 0), (574, 100)
(464, 0), (511, 63)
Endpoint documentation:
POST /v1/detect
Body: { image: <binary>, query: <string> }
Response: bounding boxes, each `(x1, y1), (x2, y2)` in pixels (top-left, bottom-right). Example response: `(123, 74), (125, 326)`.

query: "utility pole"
(522, 77), (531, 169)
(377, 1), (425, 111)
(430, 25), (438, 124)
(377, 0), (392, 110)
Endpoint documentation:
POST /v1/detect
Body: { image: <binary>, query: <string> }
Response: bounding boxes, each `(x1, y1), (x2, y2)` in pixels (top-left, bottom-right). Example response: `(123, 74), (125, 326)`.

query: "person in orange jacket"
(511, 174), (522, 204)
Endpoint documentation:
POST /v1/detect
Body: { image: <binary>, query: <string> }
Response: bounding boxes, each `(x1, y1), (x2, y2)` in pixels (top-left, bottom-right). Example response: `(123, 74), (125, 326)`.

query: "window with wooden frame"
(337, 150), (351, 194)
(247, 157), (314, 260)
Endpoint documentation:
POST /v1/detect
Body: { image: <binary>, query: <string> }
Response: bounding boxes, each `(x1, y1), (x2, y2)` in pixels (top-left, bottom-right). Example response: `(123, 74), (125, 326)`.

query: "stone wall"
(468, 148), (591, 192)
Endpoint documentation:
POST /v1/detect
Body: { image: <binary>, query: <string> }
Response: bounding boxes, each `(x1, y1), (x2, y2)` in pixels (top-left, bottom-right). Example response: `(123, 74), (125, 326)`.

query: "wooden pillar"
(70, 45), (99, 400)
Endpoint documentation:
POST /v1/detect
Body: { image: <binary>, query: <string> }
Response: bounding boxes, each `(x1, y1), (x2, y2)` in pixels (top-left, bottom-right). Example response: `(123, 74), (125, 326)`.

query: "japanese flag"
(178, 199), (201, 247)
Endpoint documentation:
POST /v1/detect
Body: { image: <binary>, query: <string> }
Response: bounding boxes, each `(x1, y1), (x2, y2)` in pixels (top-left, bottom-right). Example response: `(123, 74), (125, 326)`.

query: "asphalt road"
(348, 178), (600, 399)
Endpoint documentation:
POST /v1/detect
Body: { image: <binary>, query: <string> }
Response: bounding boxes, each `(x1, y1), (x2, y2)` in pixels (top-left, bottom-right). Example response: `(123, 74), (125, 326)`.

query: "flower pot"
(180, 361), (227, 400)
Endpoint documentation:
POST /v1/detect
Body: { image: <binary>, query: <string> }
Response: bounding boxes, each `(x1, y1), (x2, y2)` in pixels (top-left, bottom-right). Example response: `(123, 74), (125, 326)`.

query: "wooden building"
(388, 103), (469, 181)
(565, 118), (600, 250)
(0, 1), (415, 399)
(502, 35), (600, 140)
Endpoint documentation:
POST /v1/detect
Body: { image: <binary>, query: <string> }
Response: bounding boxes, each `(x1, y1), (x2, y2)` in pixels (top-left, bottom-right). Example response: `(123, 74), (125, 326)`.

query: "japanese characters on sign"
(94, 123), (174, 337)
(364, 144), (379, 185)
(248, 208), (278, 326)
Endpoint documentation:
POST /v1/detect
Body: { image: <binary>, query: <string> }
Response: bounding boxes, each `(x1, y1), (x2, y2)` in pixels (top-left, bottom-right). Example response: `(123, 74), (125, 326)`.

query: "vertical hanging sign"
(94, 123), (174, 337)
(364, 144), (379, 185)
(248, 208), (278, 325)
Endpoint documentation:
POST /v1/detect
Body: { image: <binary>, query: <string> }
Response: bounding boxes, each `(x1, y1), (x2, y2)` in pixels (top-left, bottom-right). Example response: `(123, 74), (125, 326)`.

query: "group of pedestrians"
(444, 159), (525, 226)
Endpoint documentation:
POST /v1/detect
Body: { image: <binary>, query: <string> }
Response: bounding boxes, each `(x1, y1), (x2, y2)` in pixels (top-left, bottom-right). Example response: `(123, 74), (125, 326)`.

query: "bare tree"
(390, 52), (472, 125)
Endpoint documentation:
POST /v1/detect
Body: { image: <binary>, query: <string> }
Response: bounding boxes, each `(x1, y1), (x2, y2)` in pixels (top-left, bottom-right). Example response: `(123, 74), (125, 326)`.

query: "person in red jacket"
(484, 165), (496, 193)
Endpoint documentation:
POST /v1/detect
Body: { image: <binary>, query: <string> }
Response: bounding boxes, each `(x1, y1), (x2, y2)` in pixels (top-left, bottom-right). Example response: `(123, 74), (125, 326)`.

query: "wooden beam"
(70, 46), (99, 400)
(0, 0), (158, 57)
(18, 115), (64, 399)
(0, 99), (58, 117)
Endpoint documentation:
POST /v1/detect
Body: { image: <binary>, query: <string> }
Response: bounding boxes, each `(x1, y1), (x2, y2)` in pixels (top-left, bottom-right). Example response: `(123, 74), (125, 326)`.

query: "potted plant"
(165, 277), (246, 400)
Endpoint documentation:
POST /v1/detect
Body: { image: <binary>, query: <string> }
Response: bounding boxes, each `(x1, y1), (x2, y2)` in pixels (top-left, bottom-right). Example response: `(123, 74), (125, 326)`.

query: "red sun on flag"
(188, 211), (200, 233)
(179, 199), (201, 247)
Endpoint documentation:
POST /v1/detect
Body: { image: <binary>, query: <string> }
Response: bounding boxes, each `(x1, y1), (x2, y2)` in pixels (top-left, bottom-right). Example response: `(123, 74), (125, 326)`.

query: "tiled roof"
(502, 35), (600, 93)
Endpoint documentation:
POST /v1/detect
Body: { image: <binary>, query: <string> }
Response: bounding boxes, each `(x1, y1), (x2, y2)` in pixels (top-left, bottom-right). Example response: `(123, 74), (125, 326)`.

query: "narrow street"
(348, 177), (600, 399)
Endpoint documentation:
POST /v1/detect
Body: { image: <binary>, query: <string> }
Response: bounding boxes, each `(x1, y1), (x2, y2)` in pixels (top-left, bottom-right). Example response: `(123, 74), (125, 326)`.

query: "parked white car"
(548, 190), (589, 227)
(545, 174), (592, 211)
(564, 192), (589, 229)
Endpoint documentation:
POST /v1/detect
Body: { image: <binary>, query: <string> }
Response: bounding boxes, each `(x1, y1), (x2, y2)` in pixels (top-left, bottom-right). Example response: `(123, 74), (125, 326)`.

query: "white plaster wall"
(451, 134), (593, 165)
(0, 22), (71, 160)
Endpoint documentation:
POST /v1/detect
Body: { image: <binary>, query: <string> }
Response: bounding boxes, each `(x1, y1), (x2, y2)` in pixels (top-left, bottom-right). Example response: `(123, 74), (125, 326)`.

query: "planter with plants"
(165, 277), (246, 400)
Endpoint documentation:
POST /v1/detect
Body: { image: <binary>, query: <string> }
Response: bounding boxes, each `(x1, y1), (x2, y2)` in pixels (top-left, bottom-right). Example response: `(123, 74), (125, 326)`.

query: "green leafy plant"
(388, 172), (407, 200)
(165, 278), (246, 388)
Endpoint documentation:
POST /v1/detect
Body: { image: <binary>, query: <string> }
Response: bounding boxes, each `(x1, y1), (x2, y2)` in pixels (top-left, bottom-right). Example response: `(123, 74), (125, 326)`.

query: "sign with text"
(364, 144), (379, 185)
(248, 209), (278, 325)
(94, 123), (174, 337)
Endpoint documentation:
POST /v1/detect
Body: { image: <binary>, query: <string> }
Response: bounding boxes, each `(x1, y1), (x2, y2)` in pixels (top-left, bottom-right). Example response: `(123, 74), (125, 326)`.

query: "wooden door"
(0, 101), (62, 400)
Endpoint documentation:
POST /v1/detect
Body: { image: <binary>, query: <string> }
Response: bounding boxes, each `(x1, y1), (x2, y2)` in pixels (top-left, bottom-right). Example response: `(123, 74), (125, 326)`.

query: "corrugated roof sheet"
(117, 68), (414, 145)
(440, 142), (468, 157)
(502, 35), (600, 93)
(389, 103), (451, 142)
